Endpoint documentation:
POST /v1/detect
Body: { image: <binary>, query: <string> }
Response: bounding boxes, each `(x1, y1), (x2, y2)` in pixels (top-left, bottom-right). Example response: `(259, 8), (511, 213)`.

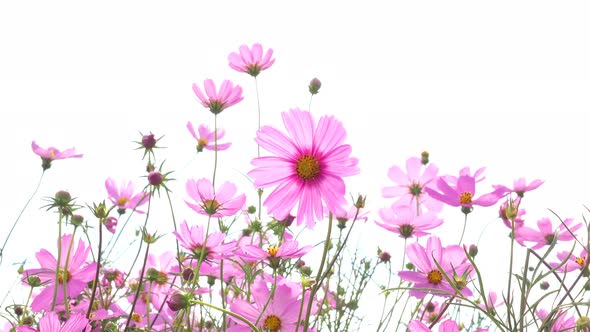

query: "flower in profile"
(237, 240), (312, 269)
(515, 217), (582, 250)
(537, 309), (576, 332)
(398, 236), (472, 299)
(498, 197), (526, 230)
(104, 216), (118, 234)
(493, 177), (544, 198)
(16, 311), (91, 331)
(105, 178), (149, 214)
(550, 247), (589, 273)
(185, 178), (245, 217)
(31, 141), (83, 170)
(23, 234), (97, 312)
(192, 79), (243, 115)
(228, 43), (275, 77)
(186, 121), (231, 152)
(479, 291), (504, 316)
(173, 220), (236, 260)
(375, 204), (442, 239)
(383, 156), (442, 213)
(248, 108), (360, 228)
(407, 319), (488, 332)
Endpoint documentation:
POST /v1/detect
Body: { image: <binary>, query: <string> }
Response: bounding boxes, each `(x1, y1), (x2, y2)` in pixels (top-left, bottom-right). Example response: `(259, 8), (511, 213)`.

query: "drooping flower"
(228, 43), (275, 77)
(398, 236), (472, 299)
(16, 311), (91, 332)
(515, 217), (582, 250)
(375, 204), (443, 239)
(23, 234), (97, 312)
(493, 177), (544, 198)
(186, 121), (231, 152)
(31, 141), (83, 170)
(382, 156), (442, 213)
(192, 79), (243, 115)
(185, 178), (246, 218)
(105, 178), (149, 214)
(248, 108), (360, 228)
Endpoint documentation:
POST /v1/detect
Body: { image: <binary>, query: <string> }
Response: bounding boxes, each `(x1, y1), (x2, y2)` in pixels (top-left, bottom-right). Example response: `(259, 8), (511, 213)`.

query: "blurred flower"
(186, 121), (231, 152)
(493, 177), (544, 198)
(192, 79), (243, 115)
(550, 247), (589, 273)
(104, 216), (118, 234)
(499, 197), (526, 230)
(31, 141), (82, 170)
(16, 311), (91, 331)
(248, 108), (359, 228)
(185, 178), (245, 217)
(228, 43), (275, 77)
(537, 309), (576, 332)
(309, 78), (321, 95)
(376, 203), (442, 239)
(407, 319), (488, 332)
(105, 178), (149, 213)
(515, 217), (582, 250)
(173, 220), (236, 260)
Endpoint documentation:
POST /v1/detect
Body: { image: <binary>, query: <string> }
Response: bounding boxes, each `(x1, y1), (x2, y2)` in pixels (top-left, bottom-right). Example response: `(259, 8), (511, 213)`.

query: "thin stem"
(0, 171), (44, 266)
(124, 239), (151, 332)
(458, 212), (468, 245)
(86, 218), (104, 320)
(62, 227), (78, 319)
(51, 212), (64, 311)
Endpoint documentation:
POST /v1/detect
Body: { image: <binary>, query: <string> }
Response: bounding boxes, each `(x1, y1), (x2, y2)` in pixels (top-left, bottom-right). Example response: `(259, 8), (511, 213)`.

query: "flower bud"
(148, 171), (163, 186)
(27, 275), (41, 287)
(576, 316), (590, 332)
(167, 290), (192, 312)
(540, 281), (550, 290)
(182, 268), (194, 282)
(308, 78), (322, 95)
(421, 151), (429, 165)
(468, 244), (478, 258)
(14, 306), (23, 316)
(142, 134), (157, 150)
(379, 251), (391, 263)
(71, 214), (84, 227)
(247, 205), (256, 214)
(54, 190), (72, 207)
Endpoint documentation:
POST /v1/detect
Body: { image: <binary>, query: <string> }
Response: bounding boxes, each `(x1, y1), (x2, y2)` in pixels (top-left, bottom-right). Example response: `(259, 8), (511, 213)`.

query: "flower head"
(493, 177), (544, 198)
(248, 108), (359, 228)
(31, 141), (82, 170)
(550, 247), (589, 273)
(105, 178), (149, 214)
(515, 217), (582, 250)
(375, 204), (443, 239)
(16, 312), (91, 332)
(185, 178), (245, 217)
(186, 121), (231, 152)
(228, 43), (275, 77)
(173, 220), (236, 260)
(192, 79), (243, 114)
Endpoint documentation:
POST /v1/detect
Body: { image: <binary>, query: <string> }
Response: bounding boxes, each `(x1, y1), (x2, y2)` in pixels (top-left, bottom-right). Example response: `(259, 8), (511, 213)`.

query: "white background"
(1, 1), (590, 328)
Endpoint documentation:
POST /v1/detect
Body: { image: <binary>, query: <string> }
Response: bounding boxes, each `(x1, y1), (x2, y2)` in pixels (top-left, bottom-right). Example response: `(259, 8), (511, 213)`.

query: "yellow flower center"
(459, 192), (473, 205)
(263, 315), (281, 332)
(427, 270), (443, 285)
(132, 312), (142, 323)
(197, 138), (208, 148)
(296, 155), (320, 181)
(576, 256), (586, 267)
(267, 245), (279, 257)
(203, 199), (221, 215)
(49, 148), (56, 159)
(57, 269), (71, 284)
(117, 197), (130, 206)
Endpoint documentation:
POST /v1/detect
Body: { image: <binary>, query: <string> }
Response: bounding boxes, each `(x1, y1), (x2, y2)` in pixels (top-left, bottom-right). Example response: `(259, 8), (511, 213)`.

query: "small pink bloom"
(31, 141), (83, 170)
(407, 319), (487, 332)
(515, 217), (582, 250)
(479, 291), (504, 315)
(105, 178), (149, 213)
(550, 247), (588, 273)
(237, 240), (312, 264)
(104, 216), (118, 234)
(375, 204), (442, 239)
(537, 309), (576, 332)
(192, 79), (243, 114)
(498, 197), (526, 229)
(173, 220), (236, 260)
(186, 121), (231, 152)
(228, 43), (275, 77)
(248, 108), (359, 228)
(185, 178), (246, 218)
(493, 177), (544, 198)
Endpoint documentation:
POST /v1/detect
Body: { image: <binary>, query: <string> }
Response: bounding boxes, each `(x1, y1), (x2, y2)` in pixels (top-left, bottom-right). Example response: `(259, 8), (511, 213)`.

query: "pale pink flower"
(237, 240), (312, 265)
(537, 309), (576, 332)
(248, 108), (359, 228)
(515, 217), (582, 250)
(16, 312), (91, 332)
(173, 220), (236, 260)
(23, 234), (97, 312)
(479, 291), (504, 316)
(493, 177), (544, 198)
(383, 157), (442, 212)
(105, 178), (149, 213)
(192, 79), (243, 114)
(228, 43), (275, 77)
(375, 204), (442, 239)
(408, 319), (488, 332)
(31, 141), (82, 170)
(498, 197), (526, 230)
(398, 236), (472, 299)
(187, 121), (231, 152)
(185, 178), (246, 218)
(550, 247), (588, 273)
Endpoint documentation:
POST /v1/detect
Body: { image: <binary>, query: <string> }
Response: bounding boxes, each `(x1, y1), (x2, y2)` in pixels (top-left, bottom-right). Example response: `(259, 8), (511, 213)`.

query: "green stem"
(51, 211), (64, 311)
(86, 218), (104, 319)
(458, 212), (468, 245)
(124, 239), (151, 332)
(193, 299), (260, 331)
(62, 227), (78, 319)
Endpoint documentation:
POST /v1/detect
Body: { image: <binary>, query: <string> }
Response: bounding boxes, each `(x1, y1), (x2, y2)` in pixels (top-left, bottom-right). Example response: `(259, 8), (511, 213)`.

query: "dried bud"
(308, 78), (322, 95)
(421, 151), (429, 165)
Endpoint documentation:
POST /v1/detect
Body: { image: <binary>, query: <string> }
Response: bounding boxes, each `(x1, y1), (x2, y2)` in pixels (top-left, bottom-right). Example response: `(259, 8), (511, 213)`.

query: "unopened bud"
(167, 290), (192, 312)
(540, 281), (550, 290)
(142, 134), (157, 150)
(421, 151), (429, 165)
(148, 172), (163, 186)
(308, 78), (322, 95)
(379, 251), (391, 263)
(468, 244), (478, 258)
(182, 268), (194, 281)
(576, 316), (590, 331)
(71, 214), (84, 227)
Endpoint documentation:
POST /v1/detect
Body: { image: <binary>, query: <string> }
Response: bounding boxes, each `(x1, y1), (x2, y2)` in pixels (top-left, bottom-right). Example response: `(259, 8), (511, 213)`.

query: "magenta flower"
(237, 240), (312, 268)
(16, 312), (91, 332)
(398, 236), (472, 299)
(187, 121), (231, 152)
(104, 216), (118, 234)
(550, 247), (588, 273)
(173, 220), (236, 260)
(425, 170), (503, 212)
(375, 204), (443, 239)
(537, 309), (576, 332)
(185, 178), (245, 217)
(498, 197), (526, 230)
(248, 108), (360, 228)
(515, 217), (582, 250)
(192, 79), (243, 114)
(105, 178), (149, 213)
(382, 157), (442, 212)
(228, 276), (316, 332)
(31, 141), (83, 170)
(493, 177), (544, 198)
(228, 43), (275, 77)
(23, 234), (97, 312)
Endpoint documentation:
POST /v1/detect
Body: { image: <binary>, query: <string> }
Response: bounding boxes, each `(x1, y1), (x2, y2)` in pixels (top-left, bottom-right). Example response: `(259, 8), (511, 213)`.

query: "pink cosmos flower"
(185, 178), (246, 217)
(31, 141), (83, 170)
(228, 43), (275, 77)
(105, 178), (149, 213)
(498, 197), (526, 230)
(16, 312), (91, 332)
(398, 236), (472, 299)
(493, 177), (544, 198)
(515, 217), (582, 250)
(228, 276), (316, 332)
(417, 301), (447, 324)
(248, 108), (360, 228)
(382, 157), (442, 213)
(408, 319), (488, 332)
(479, 291), (504, 316)
(550, 247), (588, 273)
(104, 216), (118, 234)
(192, 79), (243, 115)
(23, 234), (97, 312)
(173, 220), (236, 260)
(537, 309), (576, 332)
(186, 121), (231, 152)
(237, 240), (312, 268)
(425, 170), (503, 212)
(375, 204), (443, 239)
